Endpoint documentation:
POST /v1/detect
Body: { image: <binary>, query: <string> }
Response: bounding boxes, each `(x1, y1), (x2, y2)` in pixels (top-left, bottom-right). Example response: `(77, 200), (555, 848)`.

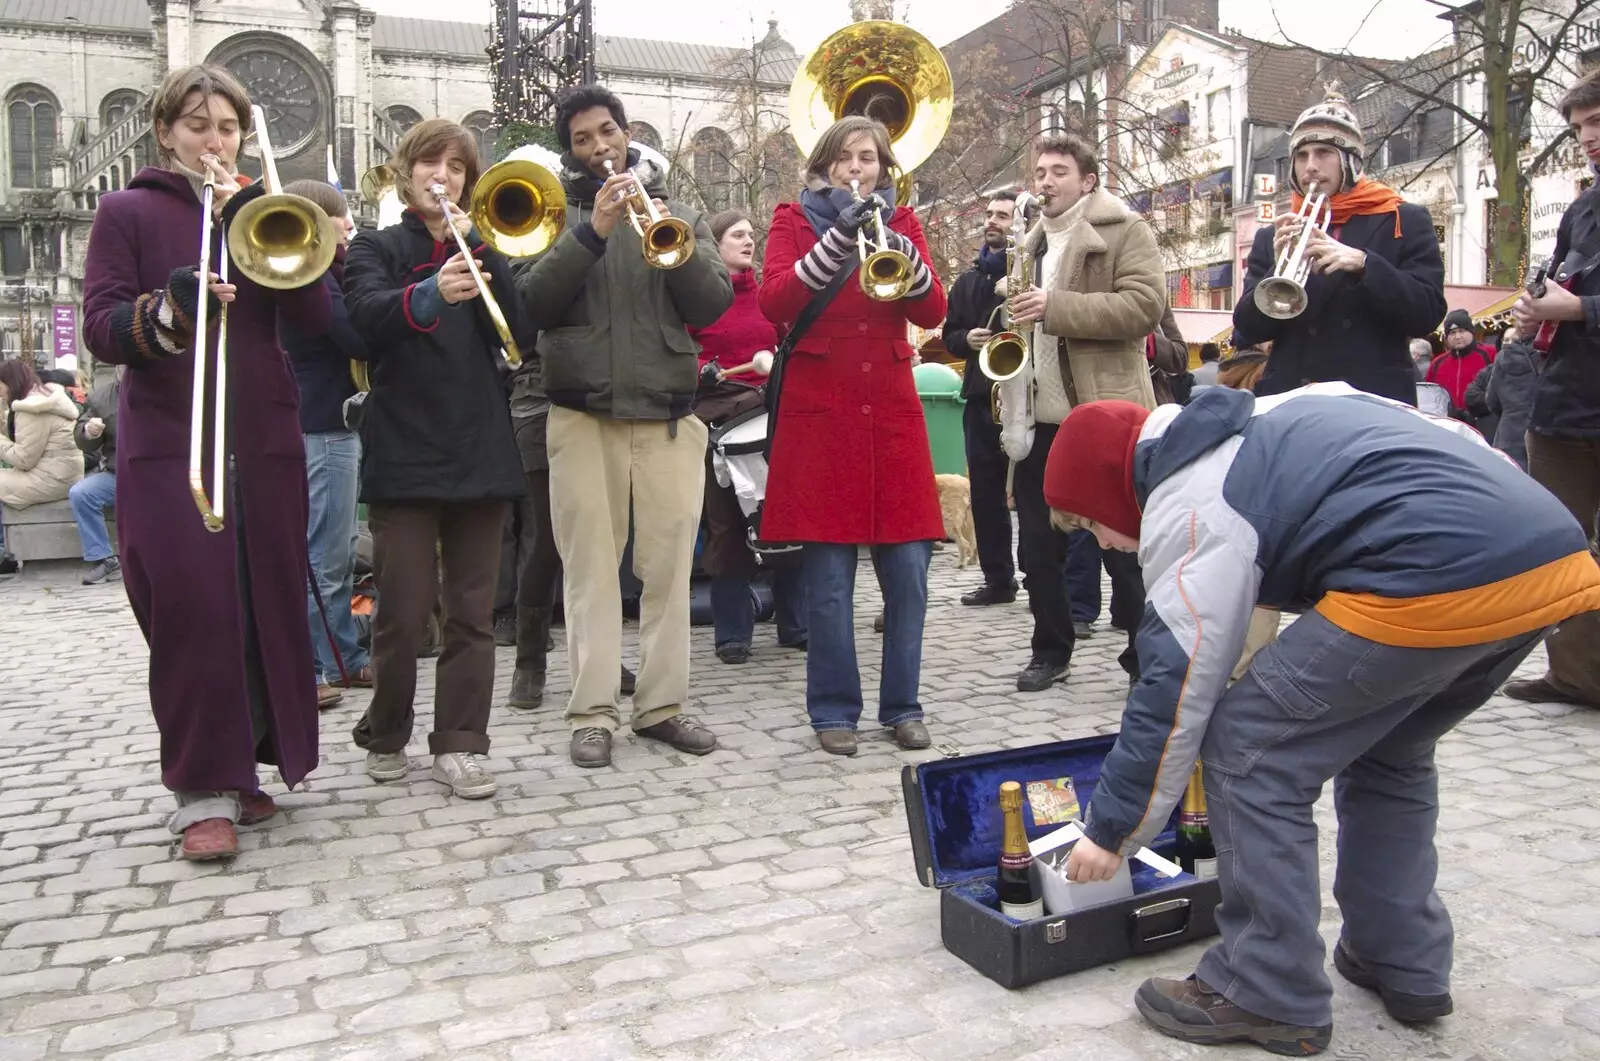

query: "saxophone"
(983, 191), (1038, 463)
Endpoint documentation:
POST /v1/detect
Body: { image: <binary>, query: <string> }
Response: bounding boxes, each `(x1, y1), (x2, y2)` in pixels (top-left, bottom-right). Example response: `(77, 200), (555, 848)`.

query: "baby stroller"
(708, 406), (802, 567)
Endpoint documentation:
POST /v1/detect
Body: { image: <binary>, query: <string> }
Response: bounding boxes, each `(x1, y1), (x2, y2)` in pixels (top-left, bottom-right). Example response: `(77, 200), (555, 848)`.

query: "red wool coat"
(758, 202), (946, 545)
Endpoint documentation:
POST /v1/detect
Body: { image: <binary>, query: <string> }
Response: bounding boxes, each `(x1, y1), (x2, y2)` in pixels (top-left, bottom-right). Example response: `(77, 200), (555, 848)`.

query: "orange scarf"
(1293, 177), (1405, 238)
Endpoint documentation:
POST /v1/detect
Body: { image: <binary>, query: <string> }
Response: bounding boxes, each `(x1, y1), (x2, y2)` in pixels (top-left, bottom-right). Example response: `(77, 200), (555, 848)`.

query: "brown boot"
(1134, 975), (1331, 1055)
(509, 606), (550, 711)
(1502, 676), (1600, 709)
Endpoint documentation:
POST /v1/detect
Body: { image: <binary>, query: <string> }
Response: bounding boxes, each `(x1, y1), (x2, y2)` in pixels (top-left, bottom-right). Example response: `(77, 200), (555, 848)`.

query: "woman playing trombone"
(758, 115), (947, 756)
(341, 118), (531, 799)
(80, 65), (332, 860)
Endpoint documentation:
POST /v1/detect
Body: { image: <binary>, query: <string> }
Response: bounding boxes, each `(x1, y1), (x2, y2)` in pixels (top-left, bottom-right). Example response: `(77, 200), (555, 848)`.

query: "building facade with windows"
(0, 0), (795, 365)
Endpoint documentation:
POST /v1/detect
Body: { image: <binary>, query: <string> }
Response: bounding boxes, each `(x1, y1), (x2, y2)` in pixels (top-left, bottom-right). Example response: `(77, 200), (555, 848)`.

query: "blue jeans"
(304, 431), (368, 684)
(803, 541), (931, 731)
(711, 565), (807, 649)
(68, 471), (118, 562)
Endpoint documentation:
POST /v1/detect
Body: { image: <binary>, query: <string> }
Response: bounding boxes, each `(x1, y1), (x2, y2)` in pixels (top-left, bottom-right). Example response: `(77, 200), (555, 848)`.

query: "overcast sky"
(366, 0), (1459, 59)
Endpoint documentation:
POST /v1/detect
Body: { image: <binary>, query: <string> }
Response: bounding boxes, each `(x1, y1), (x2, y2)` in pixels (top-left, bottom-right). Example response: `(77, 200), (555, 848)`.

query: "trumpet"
(431, 181), (522, 366)
(602, 159), (693, 269)
(188, 158), (230, 532)
(1253, 181), (1332, 320)
(849, 180), (914, 301)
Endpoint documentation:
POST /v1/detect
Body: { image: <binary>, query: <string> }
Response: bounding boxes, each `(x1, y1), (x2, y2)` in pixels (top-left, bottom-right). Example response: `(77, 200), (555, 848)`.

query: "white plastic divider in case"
(1026, 821), (1182, 915)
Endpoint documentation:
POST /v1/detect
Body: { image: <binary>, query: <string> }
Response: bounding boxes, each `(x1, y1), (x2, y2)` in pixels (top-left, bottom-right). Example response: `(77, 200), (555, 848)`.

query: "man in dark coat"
(1504, 70), (1600, 711)
(1234, 86), (1447, 405)
(941, 189), (1019, 607)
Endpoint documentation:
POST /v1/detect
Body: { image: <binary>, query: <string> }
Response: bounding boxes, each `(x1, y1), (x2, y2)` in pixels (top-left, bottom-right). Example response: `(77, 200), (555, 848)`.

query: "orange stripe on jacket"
(1315, 551), (1600, 648)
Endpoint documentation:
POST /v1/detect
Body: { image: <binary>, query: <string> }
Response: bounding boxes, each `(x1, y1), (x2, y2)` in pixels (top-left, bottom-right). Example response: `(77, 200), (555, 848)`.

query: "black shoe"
(1017, 657), (1069, 692)
(716, 643), (750, 665)
(0, 554), (17, 575)
(492, 612), (516, 647)
(1072, 621), (1094, 639)
(1135, 975), (1331, 1055)
(1332, 941), (1453, 1023)
(508, 668), (545, 710)
(83, 557), (122, 585)
(620, 665), (637, 696)
(570, 727), (612, 767)
(961, 582), (1018, 606)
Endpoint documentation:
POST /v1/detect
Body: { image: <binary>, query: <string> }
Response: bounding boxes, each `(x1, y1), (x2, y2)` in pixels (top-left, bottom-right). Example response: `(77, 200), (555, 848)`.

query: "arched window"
(386, 106), (423, 135)
(9, 85), (59, 189)
(759, 135), (801, 206)
(691, 126), (735, 212)
(628, 121), (662, 151)
(100, 90), (141, 131)
(463, 112), (495, 165)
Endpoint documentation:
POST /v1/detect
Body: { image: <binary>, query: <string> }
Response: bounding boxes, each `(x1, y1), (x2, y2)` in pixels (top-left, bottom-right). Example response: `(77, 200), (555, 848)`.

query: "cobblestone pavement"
(1, 551), (1598, 1061)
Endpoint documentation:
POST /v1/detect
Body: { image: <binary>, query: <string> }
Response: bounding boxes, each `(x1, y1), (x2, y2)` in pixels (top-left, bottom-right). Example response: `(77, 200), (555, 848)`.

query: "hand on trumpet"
(591, 170), (635, 239)
(1300, 227), (1367, 276)
(1008, 286), (1050, 326)
(835, 193), (887, 237)
(437, 252), (487, 305)
(199, 155), (241, 221)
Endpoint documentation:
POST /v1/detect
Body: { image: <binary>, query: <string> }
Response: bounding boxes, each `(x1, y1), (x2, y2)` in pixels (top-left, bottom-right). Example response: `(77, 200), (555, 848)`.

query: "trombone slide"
(188, 175), (226, 532)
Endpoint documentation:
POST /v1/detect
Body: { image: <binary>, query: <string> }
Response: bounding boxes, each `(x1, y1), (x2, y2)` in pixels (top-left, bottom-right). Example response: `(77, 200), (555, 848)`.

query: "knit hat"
(1289, 83), (1365, 194)
(1043, 401), (1151, 540)
(1441, 309), (1474, 334)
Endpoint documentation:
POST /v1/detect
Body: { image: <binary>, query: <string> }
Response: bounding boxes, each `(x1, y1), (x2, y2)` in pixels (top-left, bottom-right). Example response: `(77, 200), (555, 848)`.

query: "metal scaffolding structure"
(491, 0), (596, 127)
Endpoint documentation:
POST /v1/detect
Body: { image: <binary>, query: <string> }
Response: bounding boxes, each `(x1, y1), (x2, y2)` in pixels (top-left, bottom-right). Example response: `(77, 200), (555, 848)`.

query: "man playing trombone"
(514, 85), (733, 769)
(1234, 86), (1445, 405)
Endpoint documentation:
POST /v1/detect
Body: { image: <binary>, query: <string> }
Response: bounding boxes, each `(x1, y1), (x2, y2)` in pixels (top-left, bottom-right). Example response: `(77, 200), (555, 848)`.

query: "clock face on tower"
(225, 50), (321, 155)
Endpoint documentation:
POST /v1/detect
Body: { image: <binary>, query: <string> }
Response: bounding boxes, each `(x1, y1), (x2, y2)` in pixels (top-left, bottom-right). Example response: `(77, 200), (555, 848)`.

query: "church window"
(628, 122), (662, 150)
(100, 90), (141, 131)
(8, 85), (59, 189)
(0, 226), (24, 275)
(386, 106), (423, 135)
(221, 46), (322, 155)
(691, 126), (735, 212)
(463, 112), (495, 164)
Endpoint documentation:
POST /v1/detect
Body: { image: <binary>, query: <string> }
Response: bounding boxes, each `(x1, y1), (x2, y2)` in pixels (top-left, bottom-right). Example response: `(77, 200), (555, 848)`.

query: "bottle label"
(1179, 809), (1208, 829)
(1001, 897), (1044, 920)
(1192, 857), (1219, 880)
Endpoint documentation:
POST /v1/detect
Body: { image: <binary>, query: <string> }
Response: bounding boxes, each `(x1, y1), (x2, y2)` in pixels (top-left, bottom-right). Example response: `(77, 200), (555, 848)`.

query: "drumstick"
(719, 351), (775, 378)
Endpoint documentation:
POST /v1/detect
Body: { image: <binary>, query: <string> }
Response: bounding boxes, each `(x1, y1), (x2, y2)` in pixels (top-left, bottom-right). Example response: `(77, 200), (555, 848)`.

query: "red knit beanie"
(1043, 401), (1151, 540)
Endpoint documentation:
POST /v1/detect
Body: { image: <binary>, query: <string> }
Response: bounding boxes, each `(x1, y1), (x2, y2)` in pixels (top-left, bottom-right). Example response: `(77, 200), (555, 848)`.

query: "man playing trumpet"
(1235, 86), (1445, 405)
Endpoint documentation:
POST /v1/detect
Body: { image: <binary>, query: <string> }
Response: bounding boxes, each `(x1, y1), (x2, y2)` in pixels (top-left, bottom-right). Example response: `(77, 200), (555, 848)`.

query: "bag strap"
(763, 262), (857, 458)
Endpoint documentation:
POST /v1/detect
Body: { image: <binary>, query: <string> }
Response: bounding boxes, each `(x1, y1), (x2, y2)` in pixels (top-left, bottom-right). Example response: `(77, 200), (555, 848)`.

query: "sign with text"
(52, 304), (75, 363)
(1254, 174), (1277, 198)
(1257, 202), (1277, 223)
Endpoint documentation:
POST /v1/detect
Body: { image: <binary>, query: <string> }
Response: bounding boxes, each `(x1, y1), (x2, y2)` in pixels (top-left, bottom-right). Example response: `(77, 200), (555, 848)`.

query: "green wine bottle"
(1176, 763), (1218, 879)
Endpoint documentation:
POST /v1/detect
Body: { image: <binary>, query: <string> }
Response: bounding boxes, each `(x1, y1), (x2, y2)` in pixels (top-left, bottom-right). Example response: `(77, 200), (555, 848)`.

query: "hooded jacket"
(0, 384), (84, 507)
(513, 150), (733, 421)
(1080, 382), (1600, 856)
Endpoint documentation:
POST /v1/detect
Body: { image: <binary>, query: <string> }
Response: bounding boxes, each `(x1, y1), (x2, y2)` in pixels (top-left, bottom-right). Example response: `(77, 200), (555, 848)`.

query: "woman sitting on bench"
(0, 358), (85, 566)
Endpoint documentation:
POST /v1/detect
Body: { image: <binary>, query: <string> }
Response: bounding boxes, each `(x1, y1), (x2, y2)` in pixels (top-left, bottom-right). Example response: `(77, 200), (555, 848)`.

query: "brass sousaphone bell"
(788, 20), (954, 206)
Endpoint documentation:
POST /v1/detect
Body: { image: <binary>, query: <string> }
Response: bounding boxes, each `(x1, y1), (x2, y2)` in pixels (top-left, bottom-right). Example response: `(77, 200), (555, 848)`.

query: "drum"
(709, 407), (800, 564)
(1415, 381), (1452, 419)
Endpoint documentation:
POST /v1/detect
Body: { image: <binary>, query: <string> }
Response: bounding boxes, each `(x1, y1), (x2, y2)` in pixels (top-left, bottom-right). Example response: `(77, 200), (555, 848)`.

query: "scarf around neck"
(976, 243), (1007, 275)
(1295, 177), (1406, 238)
(559, 147), (667, 205)
(800, 175), (898, 238)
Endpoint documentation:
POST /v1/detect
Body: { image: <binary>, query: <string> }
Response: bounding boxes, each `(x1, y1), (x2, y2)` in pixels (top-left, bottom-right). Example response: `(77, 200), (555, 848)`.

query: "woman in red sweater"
(690, 210), (806, 664)
(759, 116), (947, 757)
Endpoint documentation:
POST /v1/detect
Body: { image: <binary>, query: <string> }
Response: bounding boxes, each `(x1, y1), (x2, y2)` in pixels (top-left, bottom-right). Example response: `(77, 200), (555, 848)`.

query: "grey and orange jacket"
(1084, 382), (1600, 856)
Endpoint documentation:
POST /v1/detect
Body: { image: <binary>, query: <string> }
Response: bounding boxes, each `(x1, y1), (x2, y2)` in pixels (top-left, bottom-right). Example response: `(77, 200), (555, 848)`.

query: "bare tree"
(1268, 0), (1599, 286)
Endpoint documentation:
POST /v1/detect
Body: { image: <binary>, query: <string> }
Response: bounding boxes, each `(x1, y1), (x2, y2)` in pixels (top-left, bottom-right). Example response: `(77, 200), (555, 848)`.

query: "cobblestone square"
(1, 552), (1597, 1060)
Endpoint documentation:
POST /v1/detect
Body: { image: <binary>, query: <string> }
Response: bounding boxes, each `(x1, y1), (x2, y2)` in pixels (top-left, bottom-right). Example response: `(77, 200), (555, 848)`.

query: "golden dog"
(935, 473), (978, 569)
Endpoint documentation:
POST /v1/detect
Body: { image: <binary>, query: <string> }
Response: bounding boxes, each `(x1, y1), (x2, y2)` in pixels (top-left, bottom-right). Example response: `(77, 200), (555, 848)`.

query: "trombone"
(430, 181), (523, 366)
(470, 157), (566, 258)
(189, 158), (230, 532)
(1253, 181), (1333, 320)
(602, 159), (693, 269)
(849, 180), (914, 301)
(229, 105), (339, 290)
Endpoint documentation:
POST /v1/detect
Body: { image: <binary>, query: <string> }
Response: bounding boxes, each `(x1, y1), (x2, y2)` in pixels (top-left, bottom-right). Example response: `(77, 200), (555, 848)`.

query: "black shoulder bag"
(762, 262), (856, 460)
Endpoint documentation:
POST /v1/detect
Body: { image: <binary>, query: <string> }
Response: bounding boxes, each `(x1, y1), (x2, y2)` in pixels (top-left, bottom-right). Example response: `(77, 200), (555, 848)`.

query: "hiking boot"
(961, 582), (1017, 606)
(180, 818), (238, 861)
(509, 605), (551, 710)
(716, 642), (750, 665)
(818, 730), (858, 756)
(431, 752), (497, 799)
(1332, 940), (1453, 1023)
(634, 714), (717, 755)
(892, 720), (931, 750)
(492, 611), (516, 647)
(238, 791), (277, 825)
(571, 727), (613, 768)
(1017, 657), (1069, 692)
(83, 557), (121, 585)
(621, 665), (637, 696)
(365, 750), (409, 783)
(1502, 677), (1600, 709)
(1134, 975), (1332, 1055)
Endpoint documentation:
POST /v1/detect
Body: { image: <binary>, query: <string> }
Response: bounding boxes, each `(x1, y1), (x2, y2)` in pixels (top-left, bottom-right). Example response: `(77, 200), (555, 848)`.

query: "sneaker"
(431, 752), (497, 799)
(1017, 657), (1069, 692)
(571, 727), (613, 768)
(1134, 975), (1332, 1055)
(633, 714), (718, 755)
(1332, 940), (1453, 1023)
(961, 582), (1018, 606)
(83, 557), (122, 585)
(716, 643), (750, 665)
(365, 750), (409, 783)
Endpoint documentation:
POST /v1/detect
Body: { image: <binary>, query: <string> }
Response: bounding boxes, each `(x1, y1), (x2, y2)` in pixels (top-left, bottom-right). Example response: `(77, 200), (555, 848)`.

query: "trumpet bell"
(789, 21), (953, 177)
(860, 247), (913, 301)
(642, 216), (694, 270)
(1254, 276), (1308, 320)
(470, 158), (566, 257)
(229, 192), (340, 290)
(979, 333), (1028, 382)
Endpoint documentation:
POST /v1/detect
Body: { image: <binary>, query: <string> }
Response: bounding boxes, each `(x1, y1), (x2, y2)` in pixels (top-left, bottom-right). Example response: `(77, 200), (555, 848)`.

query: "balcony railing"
(69, 97), (154, 192)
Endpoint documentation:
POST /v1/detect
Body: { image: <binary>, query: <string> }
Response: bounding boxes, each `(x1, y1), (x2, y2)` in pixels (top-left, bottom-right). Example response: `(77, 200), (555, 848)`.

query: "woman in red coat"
(760, 116), (947, 756)
(80, 65), (331, 860)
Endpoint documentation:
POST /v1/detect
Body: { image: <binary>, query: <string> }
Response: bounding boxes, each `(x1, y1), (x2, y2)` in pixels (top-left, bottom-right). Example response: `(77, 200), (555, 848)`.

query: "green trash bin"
(913, 362), (967, 476)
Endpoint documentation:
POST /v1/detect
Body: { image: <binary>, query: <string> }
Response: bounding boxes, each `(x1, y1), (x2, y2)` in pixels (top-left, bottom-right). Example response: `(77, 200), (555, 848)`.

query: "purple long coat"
(82, 167), (330, 793)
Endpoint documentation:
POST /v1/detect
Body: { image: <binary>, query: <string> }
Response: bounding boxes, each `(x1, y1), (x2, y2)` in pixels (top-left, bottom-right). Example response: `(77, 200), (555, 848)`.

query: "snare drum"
(709, 407), (800, 563)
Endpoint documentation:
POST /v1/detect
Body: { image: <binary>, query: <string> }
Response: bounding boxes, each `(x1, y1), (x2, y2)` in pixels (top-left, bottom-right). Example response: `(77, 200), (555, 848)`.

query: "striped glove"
(793, 226), (856, 291)
(884, 231), (934, 300)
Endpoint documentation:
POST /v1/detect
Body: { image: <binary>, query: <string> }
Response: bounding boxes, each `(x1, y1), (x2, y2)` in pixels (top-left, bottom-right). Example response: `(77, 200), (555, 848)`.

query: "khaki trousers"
(547, 407), (707, 731)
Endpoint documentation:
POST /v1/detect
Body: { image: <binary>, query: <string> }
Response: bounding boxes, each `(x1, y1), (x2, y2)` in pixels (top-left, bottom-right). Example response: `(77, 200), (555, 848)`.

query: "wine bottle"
(997, 781), (1044, 919)
(1176, 763), (1218, 879)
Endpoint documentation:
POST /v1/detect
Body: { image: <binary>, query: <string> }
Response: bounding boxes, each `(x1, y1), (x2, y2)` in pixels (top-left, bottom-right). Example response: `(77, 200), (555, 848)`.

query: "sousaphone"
(788, 21), (954, 205)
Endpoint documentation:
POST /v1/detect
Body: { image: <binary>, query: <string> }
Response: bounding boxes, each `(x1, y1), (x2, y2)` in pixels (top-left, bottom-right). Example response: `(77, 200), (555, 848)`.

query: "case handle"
(1128, 897), (1192, 952)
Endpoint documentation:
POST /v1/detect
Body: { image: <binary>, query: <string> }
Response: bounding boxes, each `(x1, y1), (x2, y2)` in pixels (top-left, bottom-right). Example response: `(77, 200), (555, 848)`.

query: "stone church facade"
(0, 0), (797, 363)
